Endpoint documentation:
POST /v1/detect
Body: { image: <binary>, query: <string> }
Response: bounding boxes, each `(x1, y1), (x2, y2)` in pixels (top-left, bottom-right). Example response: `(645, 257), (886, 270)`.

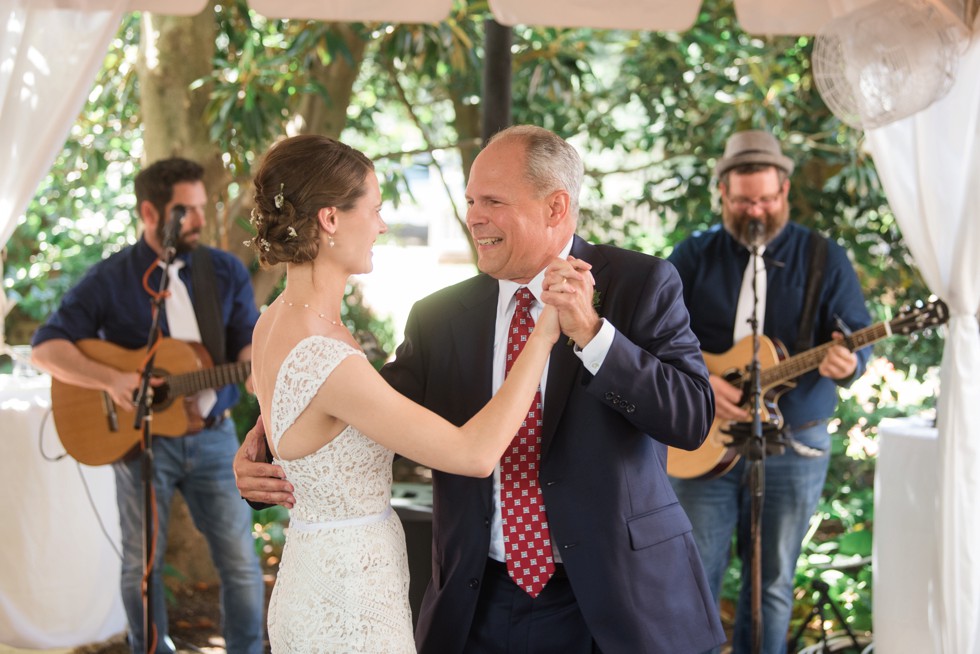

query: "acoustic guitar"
(667, 298), (949, 480)
(51, 338), (251, 466)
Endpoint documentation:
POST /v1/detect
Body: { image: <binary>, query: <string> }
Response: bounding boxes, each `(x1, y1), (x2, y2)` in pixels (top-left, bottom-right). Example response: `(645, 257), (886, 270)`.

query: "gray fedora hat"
(714, 130), (794, 178)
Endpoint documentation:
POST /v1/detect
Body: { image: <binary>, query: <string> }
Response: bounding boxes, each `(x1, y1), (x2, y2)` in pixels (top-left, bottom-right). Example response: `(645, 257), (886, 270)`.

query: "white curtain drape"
(0, 7), (135, 648)
(865, 37), (980, 654)
(0, 0), (126, 352)
(0, 1), (126, 249)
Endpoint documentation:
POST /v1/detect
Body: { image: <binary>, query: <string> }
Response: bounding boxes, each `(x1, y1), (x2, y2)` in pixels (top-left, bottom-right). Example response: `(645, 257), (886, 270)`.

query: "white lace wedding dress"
(266, 335), (415, 653)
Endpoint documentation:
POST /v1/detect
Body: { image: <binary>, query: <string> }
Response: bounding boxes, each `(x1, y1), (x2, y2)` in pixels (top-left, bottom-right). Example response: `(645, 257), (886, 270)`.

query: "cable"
(37, 406), (68, 463)
(77, 462), (124, 560)
(37, 404), (123, 560)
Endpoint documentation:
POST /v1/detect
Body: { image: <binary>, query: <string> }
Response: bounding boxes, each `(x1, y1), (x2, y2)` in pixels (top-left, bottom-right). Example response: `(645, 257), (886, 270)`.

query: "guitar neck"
(753, 322), (890, 388)
(168, 360), (252, 396)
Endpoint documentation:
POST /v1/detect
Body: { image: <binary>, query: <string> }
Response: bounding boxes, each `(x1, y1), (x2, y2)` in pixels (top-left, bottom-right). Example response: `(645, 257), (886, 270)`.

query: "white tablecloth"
(0, 373), (126, 648)
(874, 415), (940, 654)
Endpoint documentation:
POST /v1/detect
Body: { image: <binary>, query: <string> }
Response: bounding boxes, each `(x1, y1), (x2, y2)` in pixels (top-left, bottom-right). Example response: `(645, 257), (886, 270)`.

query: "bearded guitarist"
(667, 131), (872, 654)
(29, 158), (265, 654)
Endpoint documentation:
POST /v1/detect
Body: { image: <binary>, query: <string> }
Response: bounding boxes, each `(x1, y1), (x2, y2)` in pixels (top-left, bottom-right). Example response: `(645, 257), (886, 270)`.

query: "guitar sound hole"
(151, 384), (172, 408)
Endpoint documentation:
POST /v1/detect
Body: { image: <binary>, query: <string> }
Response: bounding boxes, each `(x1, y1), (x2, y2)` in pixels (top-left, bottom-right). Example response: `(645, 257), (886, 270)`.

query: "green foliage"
(252, 505), (289, 558)
(206, 5), (372, 173)
(207, 6), (298, 166)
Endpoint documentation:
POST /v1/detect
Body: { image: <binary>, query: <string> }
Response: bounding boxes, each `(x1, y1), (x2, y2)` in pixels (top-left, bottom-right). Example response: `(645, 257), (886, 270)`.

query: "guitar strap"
(190, 248), (227, 365)
(794, 231), (828, 354)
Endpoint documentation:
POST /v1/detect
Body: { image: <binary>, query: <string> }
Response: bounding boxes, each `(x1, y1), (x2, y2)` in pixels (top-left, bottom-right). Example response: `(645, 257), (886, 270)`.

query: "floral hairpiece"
(242, 235), (272, 252)
(274, 183), (285, 210)
(249, 207), (263, 227)
(287, 226), (298, 239)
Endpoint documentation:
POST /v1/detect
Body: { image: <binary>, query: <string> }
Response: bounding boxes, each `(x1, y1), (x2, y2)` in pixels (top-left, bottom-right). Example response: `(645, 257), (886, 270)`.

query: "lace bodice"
(270, 335), (396, 524)
(266, 335), (414, 653)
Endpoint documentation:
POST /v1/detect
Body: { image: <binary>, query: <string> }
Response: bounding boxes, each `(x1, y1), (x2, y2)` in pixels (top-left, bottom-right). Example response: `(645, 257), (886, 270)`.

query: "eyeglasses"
(727, 194), (783, 211)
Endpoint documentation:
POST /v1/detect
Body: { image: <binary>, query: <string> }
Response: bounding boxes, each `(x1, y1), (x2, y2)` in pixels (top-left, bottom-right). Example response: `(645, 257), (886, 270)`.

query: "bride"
(246, 134), (569, 653)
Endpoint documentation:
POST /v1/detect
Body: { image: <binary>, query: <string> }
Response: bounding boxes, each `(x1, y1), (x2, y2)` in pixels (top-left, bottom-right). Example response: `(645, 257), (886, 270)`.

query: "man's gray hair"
(488, 125), (584, 216)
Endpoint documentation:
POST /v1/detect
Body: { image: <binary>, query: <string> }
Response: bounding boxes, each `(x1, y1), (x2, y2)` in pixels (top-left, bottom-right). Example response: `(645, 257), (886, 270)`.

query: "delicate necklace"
(279, 296), (340, 326)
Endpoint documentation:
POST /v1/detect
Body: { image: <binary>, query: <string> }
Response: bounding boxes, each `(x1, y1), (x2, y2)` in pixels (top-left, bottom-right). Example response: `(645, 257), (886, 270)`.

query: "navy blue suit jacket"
(382, 236), (726, 653)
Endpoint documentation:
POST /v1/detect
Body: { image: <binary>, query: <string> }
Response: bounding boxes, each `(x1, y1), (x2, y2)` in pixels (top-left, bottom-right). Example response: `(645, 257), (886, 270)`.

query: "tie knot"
(160, 259), (186, 274)
(515, 287), (535, 313)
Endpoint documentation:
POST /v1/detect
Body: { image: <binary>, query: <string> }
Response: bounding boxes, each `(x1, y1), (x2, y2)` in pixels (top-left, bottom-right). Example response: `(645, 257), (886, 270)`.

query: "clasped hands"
(540, 255), (599, 348)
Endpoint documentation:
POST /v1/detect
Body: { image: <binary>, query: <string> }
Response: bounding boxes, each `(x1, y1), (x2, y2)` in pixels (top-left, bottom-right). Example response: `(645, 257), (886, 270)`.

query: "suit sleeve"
(380, 303), (427, 402)
(584, 260), (714, 450)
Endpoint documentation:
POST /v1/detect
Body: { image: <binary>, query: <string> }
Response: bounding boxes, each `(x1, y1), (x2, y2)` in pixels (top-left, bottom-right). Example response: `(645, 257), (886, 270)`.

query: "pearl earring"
(328, 236), (335, 248)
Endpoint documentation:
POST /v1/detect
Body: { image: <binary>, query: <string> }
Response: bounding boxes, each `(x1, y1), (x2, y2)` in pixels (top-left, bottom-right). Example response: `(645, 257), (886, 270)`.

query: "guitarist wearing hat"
(30, 158), (265, 654)
(667, 130), (872, 654)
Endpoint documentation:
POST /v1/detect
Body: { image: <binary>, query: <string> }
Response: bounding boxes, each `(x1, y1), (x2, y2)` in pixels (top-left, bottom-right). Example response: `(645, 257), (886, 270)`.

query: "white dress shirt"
(487, 236), (616, 562)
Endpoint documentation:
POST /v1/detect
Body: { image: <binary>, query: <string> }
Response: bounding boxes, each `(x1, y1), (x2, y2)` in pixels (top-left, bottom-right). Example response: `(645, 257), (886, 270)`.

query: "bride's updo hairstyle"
(249, 134), (375, 268)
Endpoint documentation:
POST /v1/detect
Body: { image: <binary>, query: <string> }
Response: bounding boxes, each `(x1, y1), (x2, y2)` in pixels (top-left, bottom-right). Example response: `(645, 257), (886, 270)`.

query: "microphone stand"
(724, 225), (782, 654)
(131, 207), (182, 653)
(744, 242), (766, 654)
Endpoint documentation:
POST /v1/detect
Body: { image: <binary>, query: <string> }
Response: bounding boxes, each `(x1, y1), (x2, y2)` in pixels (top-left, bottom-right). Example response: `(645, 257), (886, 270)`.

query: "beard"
(722, 201), (790, 248)
(155, 220), (199, 255)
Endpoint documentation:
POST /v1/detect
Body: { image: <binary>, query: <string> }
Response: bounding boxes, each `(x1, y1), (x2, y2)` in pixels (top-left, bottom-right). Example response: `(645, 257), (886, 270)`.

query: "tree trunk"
(138, 4), (228, 249)
(297, 24), (367, 138)
(137, 3), (225, 585)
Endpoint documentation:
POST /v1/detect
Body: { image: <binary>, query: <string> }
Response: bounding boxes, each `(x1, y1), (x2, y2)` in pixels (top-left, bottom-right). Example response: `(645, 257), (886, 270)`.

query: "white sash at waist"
(288, 505), (393, 533)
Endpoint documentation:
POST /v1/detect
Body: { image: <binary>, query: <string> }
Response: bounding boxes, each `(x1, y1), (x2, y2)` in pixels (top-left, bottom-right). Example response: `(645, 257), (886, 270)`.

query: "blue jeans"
(671, 422), (831, 654)
(113, 419), (265, 654)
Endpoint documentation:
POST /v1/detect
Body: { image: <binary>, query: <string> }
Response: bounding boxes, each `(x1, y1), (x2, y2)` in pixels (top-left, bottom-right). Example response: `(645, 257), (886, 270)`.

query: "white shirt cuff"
(573, 318), (614, 375)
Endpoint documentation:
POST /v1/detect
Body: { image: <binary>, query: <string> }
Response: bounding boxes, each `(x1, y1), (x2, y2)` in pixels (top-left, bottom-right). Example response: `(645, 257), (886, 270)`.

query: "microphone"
(163, 205), (186, 257)
(747, 219), (765, 248)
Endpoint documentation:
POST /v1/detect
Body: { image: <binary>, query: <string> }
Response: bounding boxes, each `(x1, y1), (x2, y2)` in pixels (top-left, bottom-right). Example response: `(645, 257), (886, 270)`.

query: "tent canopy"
(31, 0), (979, 35)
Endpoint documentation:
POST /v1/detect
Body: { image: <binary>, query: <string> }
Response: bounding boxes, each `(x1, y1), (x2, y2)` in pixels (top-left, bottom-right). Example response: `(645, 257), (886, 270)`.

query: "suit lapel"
(448, 276), (499, 513)
(450, 275), (498, 416)
(541, 237), (610, 457)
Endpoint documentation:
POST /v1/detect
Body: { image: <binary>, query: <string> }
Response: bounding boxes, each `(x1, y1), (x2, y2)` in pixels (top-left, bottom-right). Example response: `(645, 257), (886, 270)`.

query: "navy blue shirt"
(32, 238), (259, 418)
(668, 222), (872, 430)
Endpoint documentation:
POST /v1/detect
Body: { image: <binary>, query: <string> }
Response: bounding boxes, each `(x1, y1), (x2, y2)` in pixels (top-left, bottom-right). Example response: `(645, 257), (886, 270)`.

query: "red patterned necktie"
(500, 287), (555, 597)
